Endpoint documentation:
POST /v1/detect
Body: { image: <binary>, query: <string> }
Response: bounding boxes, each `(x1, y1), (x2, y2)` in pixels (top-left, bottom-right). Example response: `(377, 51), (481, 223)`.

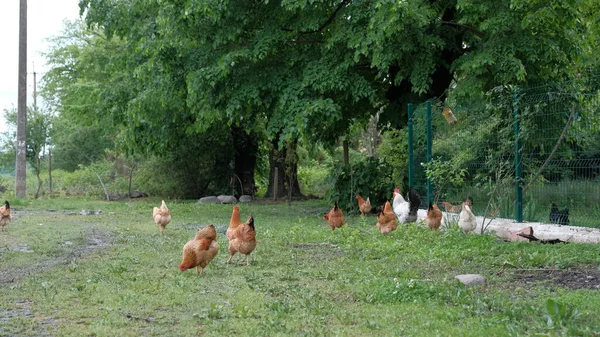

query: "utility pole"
(16, 0), (28, 198)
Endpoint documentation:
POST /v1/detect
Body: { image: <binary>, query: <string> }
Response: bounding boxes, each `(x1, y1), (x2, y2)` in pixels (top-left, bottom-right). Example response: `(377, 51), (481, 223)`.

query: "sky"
(0, 0), (81, 133)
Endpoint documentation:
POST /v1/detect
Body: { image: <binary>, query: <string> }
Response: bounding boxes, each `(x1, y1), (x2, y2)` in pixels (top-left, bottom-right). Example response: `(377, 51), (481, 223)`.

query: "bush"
(325, 157), (394, 213)
(0, 175), (8, 194)
(297, 165), (330, 197)
(296, 144), (333, 197)
(376, 129), (409, 189)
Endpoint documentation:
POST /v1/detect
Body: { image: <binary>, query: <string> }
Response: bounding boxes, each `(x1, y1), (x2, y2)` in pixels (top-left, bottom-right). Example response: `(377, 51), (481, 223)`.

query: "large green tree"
(1, 107), (53, 198)
(42, 21), (239, 198)
(41, 20), (128, 170)
(74, 0), (593, 197)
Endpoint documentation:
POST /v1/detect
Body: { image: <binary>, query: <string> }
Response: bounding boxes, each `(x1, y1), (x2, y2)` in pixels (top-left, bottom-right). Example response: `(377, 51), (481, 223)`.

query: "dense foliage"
(325, 157), (394, 213)
(10, 0), (594, 199)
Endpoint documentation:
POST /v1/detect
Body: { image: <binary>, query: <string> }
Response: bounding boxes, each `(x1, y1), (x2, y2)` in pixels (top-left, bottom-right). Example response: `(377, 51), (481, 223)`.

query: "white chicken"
(392, 188), (427, 224)
(458, 202), (477, 234)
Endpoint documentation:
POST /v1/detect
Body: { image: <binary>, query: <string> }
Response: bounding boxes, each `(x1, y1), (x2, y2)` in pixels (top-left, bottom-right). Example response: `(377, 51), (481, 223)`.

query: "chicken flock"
(0, 189), (571, 277)
(327, 188), (479, 235)
(164, 186), (478, 276)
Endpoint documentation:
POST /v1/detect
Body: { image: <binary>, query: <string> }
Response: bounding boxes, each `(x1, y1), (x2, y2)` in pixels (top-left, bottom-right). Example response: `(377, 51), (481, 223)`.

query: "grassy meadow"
(1, 198), (600, 336)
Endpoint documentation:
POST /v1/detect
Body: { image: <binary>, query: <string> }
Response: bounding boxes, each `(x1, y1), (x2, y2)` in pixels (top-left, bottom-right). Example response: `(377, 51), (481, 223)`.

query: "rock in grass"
(217, 195), (238, 204)
(239, 195), (252, 203)
(455, 274), (487, 286)
(199, 196), (221, 204)
(129, 190), (148, 198)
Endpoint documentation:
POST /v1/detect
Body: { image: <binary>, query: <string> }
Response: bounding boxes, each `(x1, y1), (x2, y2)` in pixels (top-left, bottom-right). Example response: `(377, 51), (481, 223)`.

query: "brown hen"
(0, 201), (11, 231)
(323, 201), (344, 230)
(227, 216), (257, 266)
(376, 201), (398, 234)
(179, 225), (219, 275)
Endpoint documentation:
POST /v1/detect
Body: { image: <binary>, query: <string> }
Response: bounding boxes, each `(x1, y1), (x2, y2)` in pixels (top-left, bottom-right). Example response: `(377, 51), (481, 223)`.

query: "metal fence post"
(513, 90), (523, 222)
(408, 103), (414, 187)
(426, 101), (433, 205)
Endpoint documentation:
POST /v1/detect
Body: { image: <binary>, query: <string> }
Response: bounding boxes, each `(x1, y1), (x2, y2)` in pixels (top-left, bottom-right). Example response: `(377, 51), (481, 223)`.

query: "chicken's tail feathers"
(334, 201), (339, 211)
(4, 200), (9, 209)
(382, 201), (392, 213)
(247, 216), (255, 230)
(195, 224), (217, 241)
(408, 188), (421, 215)
(428, 202), (434, 211)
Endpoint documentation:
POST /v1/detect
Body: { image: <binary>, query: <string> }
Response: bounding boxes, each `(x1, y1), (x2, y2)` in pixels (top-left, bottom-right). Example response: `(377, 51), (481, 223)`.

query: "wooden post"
(343, 139), (349, 166)
(273, 167), (279, 200)
(48, 149), (53, 195)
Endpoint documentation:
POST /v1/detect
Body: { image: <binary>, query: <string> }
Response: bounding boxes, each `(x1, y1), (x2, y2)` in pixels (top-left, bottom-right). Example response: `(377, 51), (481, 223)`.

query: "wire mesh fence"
(409, 76), (600, 228)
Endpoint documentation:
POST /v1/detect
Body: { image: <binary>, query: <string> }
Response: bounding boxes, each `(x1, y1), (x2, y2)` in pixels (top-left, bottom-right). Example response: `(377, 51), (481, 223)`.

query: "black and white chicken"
(392, 187), (427, 224)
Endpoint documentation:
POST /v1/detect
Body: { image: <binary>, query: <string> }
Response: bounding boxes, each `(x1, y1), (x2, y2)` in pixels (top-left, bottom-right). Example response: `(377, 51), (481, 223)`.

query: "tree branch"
(440, 21), (484, 38)
(314, 0), (350, 33)
(523, 103), (577, 192)
(282, 0), (350, 35)
(95, 172), (110, 201)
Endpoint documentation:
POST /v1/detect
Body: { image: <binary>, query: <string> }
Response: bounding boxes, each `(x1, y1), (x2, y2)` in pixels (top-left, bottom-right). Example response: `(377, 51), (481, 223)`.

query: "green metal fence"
(408, 77), (600, 228)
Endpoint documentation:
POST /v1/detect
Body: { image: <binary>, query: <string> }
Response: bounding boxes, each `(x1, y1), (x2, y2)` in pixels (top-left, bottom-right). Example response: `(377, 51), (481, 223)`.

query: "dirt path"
(0, 224), (112, 288)
(511, 267), (600, 290)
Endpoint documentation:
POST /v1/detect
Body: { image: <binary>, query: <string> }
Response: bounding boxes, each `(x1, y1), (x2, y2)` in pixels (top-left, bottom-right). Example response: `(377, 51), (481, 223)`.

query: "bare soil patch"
(0, 300), (56, 336)
(512, 267), (600, 290)
(0, 226), (112, 287)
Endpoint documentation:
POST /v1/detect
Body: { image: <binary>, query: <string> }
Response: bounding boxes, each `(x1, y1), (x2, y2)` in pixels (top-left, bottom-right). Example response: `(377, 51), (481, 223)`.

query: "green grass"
(1, 198), (600, 336)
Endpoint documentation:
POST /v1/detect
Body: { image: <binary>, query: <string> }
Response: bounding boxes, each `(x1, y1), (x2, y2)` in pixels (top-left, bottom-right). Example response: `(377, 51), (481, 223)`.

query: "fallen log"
(435, 211), (600, 244)
(515, 226), (568, 244)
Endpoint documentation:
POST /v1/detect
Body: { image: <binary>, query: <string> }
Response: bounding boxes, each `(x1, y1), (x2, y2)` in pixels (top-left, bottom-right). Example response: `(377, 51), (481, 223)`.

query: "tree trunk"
(48, 149), (53, 195)
(343, 139), (349, 166)
(231, 126), (258, 197)
(265, 136), (302, 199)
(95, 173), (110, 201)
(34, 156), (41, 199)
(128, 165), (134, 198)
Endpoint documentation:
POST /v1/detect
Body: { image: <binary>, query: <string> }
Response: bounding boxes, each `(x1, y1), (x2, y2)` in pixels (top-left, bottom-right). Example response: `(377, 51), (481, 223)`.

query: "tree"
(27, 109), (52, 198)
(75, 0), (594, 198)
(41, 20), (128, 167)
(1, 108), (52, 198)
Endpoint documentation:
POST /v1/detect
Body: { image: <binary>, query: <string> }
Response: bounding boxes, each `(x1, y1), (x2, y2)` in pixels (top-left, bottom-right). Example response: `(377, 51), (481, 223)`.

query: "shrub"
(297, 165), (330, 197)
(325, 157), (394, 213)
(376, 129), (409, 189)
